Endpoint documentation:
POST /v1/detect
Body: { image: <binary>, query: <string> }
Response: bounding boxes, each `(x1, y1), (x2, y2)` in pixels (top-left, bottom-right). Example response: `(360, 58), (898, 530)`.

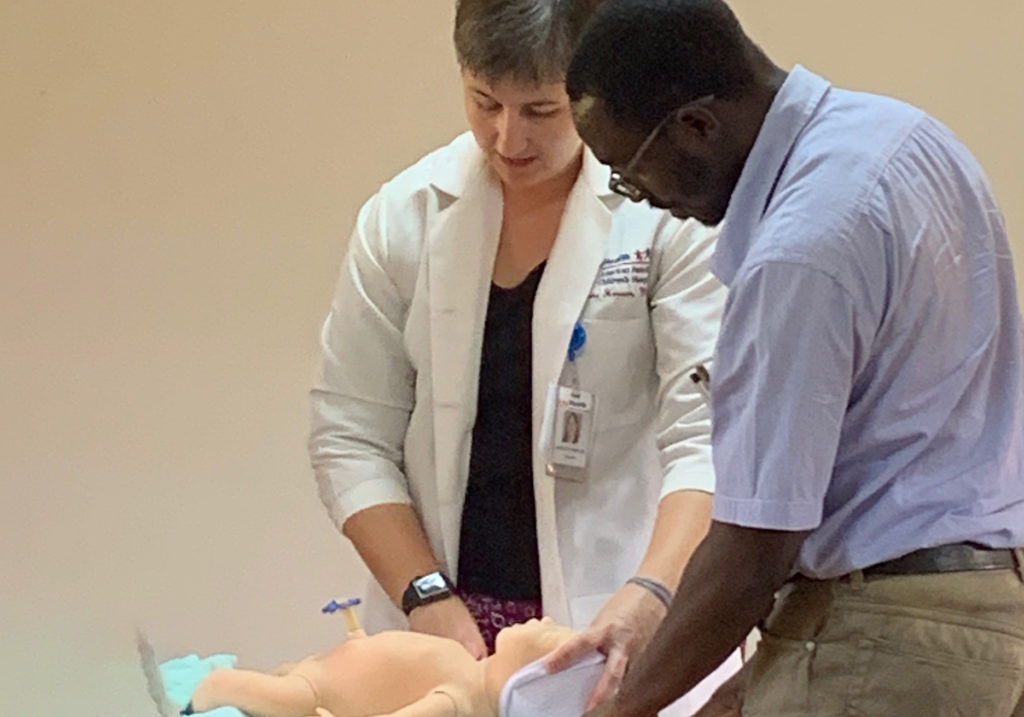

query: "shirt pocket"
(576, 316), (656, 430)
(580, 290), (649, 321)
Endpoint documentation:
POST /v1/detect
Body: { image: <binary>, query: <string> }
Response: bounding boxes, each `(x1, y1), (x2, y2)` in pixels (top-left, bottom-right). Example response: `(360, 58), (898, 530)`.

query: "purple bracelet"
(626, 575), (674, 610)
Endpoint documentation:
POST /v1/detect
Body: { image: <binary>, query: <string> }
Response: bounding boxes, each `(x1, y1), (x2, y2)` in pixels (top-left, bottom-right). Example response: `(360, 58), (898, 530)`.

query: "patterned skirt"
(455, 587), (544, 654)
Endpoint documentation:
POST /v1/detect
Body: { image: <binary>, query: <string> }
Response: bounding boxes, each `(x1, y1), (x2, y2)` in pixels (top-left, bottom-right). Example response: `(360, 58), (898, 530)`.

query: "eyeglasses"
(608, 94), (715, 202)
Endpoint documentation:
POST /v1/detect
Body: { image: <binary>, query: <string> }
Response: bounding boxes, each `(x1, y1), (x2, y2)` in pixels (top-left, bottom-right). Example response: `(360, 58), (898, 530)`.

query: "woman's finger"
(585, 645), (629, 710)
(544, 629), (604, 672)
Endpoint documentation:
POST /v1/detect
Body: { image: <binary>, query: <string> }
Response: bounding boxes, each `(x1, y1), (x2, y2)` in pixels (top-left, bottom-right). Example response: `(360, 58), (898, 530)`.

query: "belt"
(861, 542), (1018, 577)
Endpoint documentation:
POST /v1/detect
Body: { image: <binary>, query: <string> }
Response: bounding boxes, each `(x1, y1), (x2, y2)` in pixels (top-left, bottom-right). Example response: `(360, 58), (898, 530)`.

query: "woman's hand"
(407, 596), (488, 660)
(545, 582), (667, 709)
(578, 696), (651, 717)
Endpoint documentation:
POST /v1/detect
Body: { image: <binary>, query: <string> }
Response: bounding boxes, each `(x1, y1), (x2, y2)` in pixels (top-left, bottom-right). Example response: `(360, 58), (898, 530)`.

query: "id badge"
(541, 382), (597, 482)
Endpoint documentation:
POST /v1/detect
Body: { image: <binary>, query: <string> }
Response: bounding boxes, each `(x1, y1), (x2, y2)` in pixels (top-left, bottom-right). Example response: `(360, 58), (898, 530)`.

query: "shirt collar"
(428, 132), (487, 197)
(711, 65), (831, 286)
(580, 144), (617, 198)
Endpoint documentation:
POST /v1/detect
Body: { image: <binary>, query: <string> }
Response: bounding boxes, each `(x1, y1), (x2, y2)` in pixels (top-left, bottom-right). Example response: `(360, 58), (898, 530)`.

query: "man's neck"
(729, 63), (788, 171)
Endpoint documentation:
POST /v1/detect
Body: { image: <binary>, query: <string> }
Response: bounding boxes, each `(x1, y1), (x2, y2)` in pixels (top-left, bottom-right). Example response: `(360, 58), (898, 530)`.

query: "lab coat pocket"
(577, 317), (655, 430)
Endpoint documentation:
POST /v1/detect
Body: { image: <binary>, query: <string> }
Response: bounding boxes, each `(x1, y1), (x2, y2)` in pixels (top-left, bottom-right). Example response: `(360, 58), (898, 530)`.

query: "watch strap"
(400, 571), (455, 615)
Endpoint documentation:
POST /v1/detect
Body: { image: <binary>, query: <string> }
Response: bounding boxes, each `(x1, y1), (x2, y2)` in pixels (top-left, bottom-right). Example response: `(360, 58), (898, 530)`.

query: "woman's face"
(462, 71), (583, 190)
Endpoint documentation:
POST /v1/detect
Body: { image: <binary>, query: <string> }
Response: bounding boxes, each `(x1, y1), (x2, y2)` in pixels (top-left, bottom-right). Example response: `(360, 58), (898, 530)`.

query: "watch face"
(414, 572), (449, 599)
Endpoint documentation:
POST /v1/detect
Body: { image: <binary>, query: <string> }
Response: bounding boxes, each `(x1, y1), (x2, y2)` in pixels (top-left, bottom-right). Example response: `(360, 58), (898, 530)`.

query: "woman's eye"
(524, 104), (565, 118)
(525, 107), (559, 119)
(476, 101), (500, 113)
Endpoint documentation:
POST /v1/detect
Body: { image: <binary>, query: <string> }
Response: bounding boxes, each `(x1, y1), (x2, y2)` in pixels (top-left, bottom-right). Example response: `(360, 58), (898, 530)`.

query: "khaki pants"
(740, 554), (1024, 716)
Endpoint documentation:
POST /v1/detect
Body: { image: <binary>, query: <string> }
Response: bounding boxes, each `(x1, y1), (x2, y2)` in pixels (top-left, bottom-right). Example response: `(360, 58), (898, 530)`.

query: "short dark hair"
(567, 0), (759, 129)
(454, 0), (604, 85)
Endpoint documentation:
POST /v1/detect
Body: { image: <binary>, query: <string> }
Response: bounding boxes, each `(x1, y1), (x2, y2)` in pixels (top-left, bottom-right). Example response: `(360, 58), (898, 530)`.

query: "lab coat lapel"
(427, 158), (502, 571)
(532, 150), (613, 622)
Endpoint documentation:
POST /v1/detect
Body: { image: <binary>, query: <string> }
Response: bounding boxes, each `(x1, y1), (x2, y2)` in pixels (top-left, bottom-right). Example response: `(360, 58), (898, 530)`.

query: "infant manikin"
(188, 615), (577, 717)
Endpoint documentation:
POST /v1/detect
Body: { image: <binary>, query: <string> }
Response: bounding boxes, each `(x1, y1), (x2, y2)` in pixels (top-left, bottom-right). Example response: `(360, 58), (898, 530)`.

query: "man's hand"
(407, 597), (487, 659)
(577, 651), (747, 717)
(546, 582), (667, 709)
(691, 663), (748, 716)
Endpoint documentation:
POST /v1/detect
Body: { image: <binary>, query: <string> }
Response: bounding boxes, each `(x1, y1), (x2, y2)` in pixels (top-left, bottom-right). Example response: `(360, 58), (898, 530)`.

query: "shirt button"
(805, 641), (816, 652)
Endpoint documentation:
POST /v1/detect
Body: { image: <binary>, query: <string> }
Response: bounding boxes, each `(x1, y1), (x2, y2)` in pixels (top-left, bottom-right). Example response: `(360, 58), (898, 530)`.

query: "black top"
(457, 262), (545, 600)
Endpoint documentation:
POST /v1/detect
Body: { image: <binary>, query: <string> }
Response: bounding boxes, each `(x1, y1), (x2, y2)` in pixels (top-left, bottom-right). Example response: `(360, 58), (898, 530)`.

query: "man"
(546, 0), (1024, 714)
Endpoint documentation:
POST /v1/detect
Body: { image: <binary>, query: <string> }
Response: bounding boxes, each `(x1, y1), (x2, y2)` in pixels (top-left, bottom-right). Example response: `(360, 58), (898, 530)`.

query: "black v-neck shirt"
(457, 262), (545, 599)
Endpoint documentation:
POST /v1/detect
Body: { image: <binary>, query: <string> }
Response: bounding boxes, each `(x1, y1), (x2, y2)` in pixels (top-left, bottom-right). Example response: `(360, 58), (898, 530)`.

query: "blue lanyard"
(567, 321), (587, 363)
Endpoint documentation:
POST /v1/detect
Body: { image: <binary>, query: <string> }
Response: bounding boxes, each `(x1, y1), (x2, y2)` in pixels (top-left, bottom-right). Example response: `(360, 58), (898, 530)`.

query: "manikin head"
(453, 0), (604, 190)
(566, 0), (786, 225)
(484, 617), (575, 705)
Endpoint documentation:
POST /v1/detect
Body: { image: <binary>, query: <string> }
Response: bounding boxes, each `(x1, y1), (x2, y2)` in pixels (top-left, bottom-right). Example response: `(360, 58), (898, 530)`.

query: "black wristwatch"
(401, 571), (455, 615)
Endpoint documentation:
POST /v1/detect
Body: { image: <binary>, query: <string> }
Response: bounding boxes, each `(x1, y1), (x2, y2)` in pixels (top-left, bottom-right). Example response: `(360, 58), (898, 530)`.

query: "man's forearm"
(612, 522), (807, 717)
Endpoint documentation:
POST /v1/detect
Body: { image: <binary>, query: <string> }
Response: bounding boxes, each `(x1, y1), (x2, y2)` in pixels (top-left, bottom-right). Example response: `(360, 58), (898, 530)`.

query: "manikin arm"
(190, 669), (318, 717)
(371, 685), (473, 717)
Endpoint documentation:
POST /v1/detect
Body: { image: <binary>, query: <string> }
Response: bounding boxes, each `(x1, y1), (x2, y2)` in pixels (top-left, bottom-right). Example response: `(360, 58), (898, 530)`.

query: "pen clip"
(689, 364), (711, 401)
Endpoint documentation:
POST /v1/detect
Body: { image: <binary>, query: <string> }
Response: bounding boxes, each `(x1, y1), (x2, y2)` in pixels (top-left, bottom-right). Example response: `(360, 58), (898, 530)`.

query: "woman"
(309, 0), (737, 712)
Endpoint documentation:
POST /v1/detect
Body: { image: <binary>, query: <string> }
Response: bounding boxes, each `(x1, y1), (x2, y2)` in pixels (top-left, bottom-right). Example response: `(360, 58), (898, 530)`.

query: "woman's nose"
(494, 109), (528, 157)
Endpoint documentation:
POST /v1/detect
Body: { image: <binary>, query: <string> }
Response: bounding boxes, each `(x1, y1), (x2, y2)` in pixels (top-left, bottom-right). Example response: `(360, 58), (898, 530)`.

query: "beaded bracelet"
(626, 575), (674, 610)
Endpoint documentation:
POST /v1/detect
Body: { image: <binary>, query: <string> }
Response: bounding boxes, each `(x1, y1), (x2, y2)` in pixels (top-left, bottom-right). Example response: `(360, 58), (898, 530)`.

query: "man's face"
(572, 95), (736, 226)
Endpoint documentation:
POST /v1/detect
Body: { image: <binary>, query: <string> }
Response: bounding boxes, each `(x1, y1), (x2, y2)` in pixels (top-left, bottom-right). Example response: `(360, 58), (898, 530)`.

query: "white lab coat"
(310, 133), (736, 711)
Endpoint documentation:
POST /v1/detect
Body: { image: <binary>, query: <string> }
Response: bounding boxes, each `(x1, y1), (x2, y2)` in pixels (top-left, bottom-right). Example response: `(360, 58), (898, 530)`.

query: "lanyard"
(564, 321), (587, 389)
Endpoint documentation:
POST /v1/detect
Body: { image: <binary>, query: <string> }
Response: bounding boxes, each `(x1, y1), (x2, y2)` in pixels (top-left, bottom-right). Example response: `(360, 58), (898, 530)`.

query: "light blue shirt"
(709, 66), (1024, 578)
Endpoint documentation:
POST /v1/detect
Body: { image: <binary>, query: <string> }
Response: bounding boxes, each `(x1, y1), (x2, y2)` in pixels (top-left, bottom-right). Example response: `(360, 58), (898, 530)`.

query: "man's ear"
(669, 106), (720, 143)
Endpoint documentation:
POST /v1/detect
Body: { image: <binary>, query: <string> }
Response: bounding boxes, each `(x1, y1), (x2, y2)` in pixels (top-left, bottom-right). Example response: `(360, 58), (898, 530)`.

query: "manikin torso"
(189, 617), (575, 717)
(292, 631), (488, 716)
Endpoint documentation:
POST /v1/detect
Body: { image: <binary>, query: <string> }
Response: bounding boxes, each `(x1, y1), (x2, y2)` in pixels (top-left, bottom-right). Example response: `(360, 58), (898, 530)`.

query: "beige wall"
(1, 2), (1020, 714)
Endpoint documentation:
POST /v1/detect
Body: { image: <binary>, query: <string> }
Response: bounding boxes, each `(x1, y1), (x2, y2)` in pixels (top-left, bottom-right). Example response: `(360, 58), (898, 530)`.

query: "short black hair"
(454, 0), (605, 85)
(567, 0), (758, 130)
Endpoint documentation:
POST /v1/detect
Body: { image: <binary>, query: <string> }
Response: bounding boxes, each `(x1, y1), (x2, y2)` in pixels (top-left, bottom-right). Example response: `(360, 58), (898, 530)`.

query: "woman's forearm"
(343, 503), (444, 605)
(635, 489), (713, 588)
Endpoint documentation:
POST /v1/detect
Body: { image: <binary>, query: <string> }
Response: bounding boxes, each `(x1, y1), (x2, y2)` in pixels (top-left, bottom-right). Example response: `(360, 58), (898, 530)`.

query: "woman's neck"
(501, 152), (583, 209)
(491, 151), (583, 287)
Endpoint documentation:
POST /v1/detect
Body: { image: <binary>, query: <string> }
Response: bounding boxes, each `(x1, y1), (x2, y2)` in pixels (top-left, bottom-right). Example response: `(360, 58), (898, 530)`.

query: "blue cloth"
(710, 65), (1024, 578)
(159, 653), (244, 717)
